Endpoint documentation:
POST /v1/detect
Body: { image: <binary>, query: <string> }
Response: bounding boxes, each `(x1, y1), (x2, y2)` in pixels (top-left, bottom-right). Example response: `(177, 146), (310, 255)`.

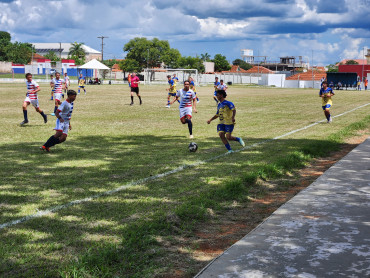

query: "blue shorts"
(322, 104), (331, 110)
(214, 91), (218, 96)
(168, 92), (176, 97)
(217, 124), (234, 134)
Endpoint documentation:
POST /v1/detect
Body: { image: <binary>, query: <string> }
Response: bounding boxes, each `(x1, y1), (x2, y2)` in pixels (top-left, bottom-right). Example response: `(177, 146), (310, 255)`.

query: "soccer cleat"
(189, 135), (194, 139)
(239, 138), (245, 147)
(328, 117), (332, 123)
(40, 146), (50, 152)
(130, 103), (134, 106)
(166, 105), (170, 108)
(228, 150), (234, 153)
(44, 115), (48, 124)
(20, 120), (29, 126)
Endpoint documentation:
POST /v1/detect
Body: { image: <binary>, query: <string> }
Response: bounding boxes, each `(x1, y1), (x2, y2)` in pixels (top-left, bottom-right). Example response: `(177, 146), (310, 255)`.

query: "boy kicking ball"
(207, 90), (245, 153)
(40, 90), (77, 152)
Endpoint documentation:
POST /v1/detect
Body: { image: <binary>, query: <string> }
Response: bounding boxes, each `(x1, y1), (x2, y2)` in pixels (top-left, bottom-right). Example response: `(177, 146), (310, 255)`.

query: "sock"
(40, 111), (47, 120)
(54, 106), (58, 114)
(44, 136), (60, 148)
(131, 96), (134, 103)
(167, 100), (170, 105)
(177, 100), (180, 103)
(78, 89), (80, 94)
(23, 110), (28, 121)
(225, 143), (232, 151)
(197, 97), (199, 101)
(235, 137), (241, 142)
(214, 98), (218, 103)
(185, 119), (192, 135)
(84, 89), (86, 94)
(138, 96), (142, 103)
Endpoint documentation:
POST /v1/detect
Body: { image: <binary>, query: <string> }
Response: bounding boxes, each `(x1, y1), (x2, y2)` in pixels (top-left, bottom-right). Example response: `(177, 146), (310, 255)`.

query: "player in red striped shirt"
(20, 73), (47, 126)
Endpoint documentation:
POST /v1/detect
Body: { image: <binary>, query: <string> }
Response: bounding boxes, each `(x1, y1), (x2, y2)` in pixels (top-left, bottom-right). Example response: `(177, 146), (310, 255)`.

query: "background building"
(31, 43), (101, 61)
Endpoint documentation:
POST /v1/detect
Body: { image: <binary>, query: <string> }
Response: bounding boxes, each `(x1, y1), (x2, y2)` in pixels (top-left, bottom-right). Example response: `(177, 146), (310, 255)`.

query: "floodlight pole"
(97, 36), (108, 61)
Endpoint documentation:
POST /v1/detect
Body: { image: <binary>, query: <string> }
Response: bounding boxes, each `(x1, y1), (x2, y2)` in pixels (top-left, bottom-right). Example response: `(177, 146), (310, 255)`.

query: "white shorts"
(179, 107), (192, 120)
(24, 97), (39, 108)
(54, 93), (63, 102)
(54, 119), (70, 135)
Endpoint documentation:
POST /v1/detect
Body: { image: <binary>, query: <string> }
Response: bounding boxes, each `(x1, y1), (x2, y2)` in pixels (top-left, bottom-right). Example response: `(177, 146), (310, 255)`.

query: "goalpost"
(143, 68), (198, 85)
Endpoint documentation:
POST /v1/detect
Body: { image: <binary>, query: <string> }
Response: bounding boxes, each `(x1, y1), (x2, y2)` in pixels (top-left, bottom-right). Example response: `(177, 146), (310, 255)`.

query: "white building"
(31, 43), (101, 61)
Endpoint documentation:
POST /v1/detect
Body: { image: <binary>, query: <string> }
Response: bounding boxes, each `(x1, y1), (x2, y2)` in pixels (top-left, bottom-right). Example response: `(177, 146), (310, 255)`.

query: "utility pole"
(97, 36), (108, 61)
(59, 42), (62, 60)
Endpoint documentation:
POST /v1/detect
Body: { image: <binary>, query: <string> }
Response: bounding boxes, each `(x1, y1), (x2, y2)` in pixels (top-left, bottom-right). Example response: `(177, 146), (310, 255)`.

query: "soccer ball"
(188, 142), (198, 152)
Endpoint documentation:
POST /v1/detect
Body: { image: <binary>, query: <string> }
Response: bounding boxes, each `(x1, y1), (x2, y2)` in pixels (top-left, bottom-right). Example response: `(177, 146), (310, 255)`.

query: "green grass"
(0, 83), (369, 277)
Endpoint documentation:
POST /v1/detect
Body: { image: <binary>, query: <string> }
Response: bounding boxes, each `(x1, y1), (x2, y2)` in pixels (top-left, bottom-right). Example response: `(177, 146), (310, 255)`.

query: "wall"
(0, 62), (12, 73)
(338, 64), (370, 80)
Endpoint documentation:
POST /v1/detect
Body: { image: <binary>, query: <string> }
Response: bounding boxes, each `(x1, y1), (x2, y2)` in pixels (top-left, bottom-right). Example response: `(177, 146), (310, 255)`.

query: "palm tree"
(201, 53), (211, 62)
(68, 42), (86, 59)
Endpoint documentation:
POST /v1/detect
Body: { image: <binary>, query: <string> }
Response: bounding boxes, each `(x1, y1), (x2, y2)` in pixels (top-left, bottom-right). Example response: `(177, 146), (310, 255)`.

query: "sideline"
(1, 102), (369, 230)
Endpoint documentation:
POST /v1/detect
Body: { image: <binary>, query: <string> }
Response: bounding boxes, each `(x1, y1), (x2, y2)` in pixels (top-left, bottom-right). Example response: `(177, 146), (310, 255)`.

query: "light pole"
(312, 50), (314, 88)
(362, 47), (365, 83)
(97, 36), (108, 61)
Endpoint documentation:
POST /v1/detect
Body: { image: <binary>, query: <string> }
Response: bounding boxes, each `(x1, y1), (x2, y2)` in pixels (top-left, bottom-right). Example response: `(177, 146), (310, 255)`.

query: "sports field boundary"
(1, 102), (369, 230)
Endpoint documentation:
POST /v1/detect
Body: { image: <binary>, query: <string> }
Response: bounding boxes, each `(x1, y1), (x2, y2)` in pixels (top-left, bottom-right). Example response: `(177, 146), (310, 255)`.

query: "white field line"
(1, 102), (369, 230)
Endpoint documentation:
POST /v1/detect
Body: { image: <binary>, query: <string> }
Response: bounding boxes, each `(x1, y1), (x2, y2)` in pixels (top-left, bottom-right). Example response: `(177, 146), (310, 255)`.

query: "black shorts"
(131, 87), (139, 94)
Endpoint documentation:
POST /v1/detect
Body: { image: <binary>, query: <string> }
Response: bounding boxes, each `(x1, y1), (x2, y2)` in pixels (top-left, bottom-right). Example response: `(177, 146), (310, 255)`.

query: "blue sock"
(177, 100), (180, 103)
(167, 101), (170, 104)
(54, 106), (58, 114)
(225, 143), (231, 151)
(235, 137), (240, 142)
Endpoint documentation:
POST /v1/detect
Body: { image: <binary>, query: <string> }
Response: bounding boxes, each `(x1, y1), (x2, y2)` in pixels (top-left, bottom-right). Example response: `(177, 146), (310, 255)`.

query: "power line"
(97, 36), (108, 61)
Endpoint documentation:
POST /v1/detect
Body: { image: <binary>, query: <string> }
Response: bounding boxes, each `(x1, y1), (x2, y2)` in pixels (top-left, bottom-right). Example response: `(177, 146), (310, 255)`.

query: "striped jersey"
(26, 80), (39, 100)
(217, 83), (227, 90)
(64, 75), (70, 85)
(176, 89), (196, 108)
(57, 99), (74, 121)
(52, 78), (64, 94)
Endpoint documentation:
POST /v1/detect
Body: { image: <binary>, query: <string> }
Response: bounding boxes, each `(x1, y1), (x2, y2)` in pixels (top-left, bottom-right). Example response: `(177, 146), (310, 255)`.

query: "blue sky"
(1, 0), (370, 66)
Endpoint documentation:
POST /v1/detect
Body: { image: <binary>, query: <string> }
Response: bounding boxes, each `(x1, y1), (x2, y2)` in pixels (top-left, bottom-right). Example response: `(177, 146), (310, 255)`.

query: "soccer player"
(20, 73), (48, 125)
(207, 90), (245, 153)
(319, 81), (335, 123)
(217, 79), (228, 91)
(213, 77), (220, 104)
(189, 76), (199, 103)
(64, 72), (70, 94)
(365, 78), (368, 90)
(50, 74), (54, 100)
(40, 90), (77, 152)
(50, 72), (65, 116)
(170, 80), (197, 138)
(166, 75), (177, 108)
(130, 72), (142, 105)
(78, 74), (86, 94)
(172, 73), (179, 85)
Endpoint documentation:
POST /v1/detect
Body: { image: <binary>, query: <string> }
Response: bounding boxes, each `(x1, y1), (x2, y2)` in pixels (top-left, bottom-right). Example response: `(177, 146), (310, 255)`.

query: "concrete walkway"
(196, 137), (370, 278)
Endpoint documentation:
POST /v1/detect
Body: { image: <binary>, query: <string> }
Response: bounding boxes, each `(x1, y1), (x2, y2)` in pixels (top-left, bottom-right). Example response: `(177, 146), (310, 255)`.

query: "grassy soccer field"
(0, 83), (369, 277)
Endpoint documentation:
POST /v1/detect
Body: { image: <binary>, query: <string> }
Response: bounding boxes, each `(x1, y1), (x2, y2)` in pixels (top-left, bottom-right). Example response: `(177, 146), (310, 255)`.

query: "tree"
(213, 54), (231, 72)
(119, 59), (140, 73)
(200, 53), (211, 62)
(0, 31), (11, 42)
(345, 59), (359, 65)
(68, 42), (86, 60)
(0, 31), (32, 64)
(123, 37), (181, 71)
(232, 58), (252, 70)
(327, 63), (338, 73)
(178, 56), (205, 73)
(44, 51), (60, 61)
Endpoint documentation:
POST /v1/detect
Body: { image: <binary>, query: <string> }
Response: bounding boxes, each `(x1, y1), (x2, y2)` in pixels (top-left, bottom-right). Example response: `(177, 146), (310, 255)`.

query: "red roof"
(112, 64), (122, 72)
(286, 69), (326, 81)
(222, 65), (249, 73)
(336, 59), (367, 66)
(245, 66), (274, 74)
(32, 53), (46, 60)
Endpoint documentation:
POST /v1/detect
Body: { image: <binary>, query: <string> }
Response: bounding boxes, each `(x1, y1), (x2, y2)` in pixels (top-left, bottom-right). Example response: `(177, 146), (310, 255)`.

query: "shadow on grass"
(0, 133), (365, 277)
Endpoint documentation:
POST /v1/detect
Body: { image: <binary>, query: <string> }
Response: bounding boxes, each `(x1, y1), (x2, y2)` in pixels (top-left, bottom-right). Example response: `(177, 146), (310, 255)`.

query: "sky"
(1, 0), (370, 66)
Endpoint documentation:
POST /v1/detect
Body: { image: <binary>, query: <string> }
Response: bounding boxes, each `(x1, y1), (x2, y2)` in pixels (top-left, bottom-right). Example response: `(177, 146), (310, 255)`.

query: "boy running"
(189, 76), (199, 103)
(319, 81), (335, 123)
(50, 72), (65, 116)
(170, 80), (197, 138)
(64, 72), (70, 94)
(20, 73), (48, 125)
(78, 74), (86, 95)
(217, 79), (228, 91)
(166, 75), (178, 108)
(40, 90), (77, 152)
(213, 77), (220, 104)
(207, 90), (245, 153)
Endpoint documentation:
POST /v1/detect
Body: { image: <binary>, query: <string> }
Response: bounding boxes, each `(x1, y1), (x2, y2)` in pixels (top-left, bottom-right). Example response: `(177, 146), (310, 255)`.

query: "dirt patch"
(159, 132), (369, 277)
